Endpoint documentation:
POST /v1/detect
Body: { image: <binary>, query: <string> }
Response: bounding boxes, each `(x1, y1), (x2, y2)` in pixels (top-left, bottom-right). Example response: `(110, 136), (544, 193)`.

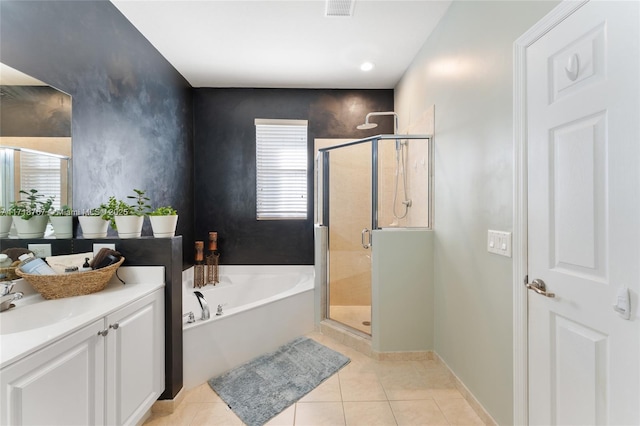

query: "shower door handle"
(361, 228), (371, 249)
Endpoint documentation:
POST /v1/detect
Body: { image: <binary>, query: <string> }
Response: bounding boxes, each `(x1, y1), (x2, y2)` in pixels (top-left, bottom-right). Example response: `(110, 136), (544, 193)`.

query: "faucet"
(0, 281), (23, 312)
(193, 291), (210, 320)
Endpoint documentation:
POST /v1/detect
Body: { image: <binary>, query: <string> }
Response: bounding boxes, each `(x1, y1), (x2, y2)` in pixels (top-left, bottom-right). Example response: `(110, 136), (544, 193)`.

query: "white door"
(527, 1), (639, 425)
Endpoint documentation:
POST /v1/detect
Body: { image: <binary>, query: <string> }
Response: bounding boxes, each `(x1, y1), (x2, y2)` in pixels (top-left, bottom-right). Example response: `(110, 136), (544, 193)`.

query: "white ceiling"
(0, 63), (47, 86)
(110, 0), (452, 89)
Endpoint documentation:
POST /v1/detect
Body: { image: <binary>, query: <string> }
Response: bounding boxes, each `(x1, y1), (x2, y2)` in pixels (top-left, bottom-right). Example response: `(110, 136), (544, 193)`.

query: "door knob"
(525, 278), (555, 298)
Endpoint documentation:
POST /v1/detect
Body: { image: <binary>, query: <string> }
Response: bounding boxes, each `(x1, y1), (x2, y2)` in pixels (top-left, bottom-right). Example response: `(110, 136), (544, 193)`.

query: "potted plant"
(148, 206), (178, 238)
(10, 189), (54, 238)
(113, 189), (150, 239)
(78, 205), (110, 238)
(49, 205), (73, 238)
(0, 207), (12, 238)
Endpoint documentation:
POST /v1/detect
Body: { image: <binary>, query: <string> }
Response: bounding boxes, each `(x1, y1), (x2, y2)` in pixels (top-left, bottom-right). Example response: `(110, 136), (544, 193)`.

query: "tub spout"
(194, 291), (210, 320)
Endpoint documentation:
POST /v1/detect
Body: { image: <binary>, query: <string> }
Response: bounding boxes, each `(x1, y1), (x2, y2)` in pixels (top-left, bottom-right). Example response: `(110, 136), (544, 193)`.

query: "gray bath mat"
(208, 336), (350, 426)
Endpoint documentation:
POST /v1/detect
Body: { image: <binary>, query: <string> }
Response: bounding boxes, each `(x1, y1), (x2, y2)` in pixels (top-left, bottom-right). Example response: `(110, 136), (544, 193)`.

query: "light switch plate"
(28, 244), (52, 258)
(487, 230), (512, 257)
(93, 243), (116, 257)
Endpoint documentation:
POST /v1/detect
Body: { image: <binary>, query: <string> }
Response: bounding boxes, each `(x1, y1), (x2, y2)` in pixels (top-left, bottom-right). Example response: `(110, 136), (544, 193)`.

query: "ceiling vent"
(325, 0), (355, 17)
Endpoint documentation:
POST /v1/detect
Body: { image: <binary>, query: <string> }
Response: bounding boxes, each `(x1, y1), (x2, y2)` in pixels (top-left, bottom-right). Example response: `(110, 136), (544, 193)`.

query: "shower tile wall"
(378, 106), (434, 229)
(328, 142), (371, 307)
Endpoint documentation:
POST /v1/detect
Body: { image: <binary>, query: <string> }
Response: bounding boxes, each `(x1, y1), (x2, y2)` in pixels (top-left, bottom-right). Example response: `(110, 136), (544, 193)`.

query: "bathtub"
(182, 265), (315, 390)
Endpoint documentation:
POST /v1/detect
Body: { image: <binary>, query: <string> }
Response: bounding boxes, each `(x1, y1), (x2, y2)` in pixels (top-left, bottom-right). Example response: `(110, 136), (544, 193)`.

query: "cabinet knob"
(109, 323), (120, 330)
(98, 329), (109, 337)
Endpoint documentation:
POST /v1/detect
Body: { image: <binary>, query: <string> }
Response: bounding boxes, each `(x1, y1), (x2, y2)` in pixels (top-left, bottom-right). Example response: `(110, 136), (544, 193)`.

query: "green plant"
(126, 189), (151, 216)
(10, 189), (55, 220)
(51, 205), (73, 216)
(82, 207), (103, 217)
(99, 196), (130, 230)
(148, 206), (177, 216)
(98, 189), (150, 230)
(0, 206), (9, 216)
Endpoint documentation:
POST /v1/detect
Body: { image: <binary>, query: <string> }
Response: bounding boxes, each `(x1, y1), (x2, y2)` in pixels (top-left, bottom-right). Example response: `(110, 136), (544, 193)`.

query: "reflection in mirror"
(0, 63), (72, 212)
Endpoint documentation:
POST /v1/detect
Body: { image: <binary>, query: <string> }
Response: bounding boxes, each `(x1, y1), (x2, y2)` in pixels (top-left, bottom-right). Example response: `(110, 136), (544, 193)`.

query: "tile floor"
(329, 305), (372, 335)
(145, 331), (486, 426)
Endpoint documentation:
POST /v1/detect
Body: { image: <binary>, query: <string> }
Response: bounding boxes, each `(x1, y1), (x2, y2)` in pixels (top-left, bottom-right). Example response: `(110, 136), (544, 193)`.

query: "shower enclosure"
(315, 134), (432, 336)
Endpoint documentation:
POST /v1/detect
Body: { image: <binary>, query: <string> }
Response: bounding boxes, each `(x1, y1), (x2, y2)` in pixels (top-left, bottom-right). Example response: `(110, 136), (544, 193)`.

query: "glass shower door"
(326, 142), (372, 335)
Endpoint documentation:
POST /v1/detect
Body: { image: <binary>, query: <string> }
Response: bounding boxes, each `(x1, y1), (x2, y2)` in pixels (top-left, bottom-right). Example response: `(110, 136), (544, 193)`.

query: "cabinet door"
(0, 320), (105, 426)
(105, 290), (164, 426)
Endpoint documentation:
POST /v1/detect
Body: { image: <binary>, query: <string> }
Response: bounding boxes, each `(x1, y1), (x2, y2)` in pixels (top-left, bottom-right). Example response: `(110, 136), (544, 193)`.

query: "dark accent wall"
(0, 86), (71, 137)
(193, 88), (394, 264)
(0, 0), (195, 265)
(1, 0), (193, 400)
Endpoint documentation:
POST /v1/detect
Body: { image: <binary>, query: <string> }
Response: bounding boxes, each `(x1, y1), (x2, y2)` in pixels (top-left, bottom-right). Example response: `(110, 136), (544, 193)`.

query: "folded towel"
(46, 252), (93, 274)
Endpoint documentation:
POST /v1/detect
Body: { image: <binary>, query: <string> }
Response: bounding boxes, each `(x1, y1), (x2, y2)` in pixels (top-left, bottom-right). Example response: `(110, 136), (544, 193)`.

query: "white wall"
(394, 1), (558, 424)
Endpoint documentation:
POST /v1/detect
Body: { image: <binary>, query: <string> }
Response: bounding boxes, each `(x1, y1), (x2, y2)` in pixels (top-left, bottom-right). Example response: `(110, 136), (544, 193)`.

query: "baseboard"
(151, 387), (186, 414)
(372, 350), (433, 361)
(432, 353), (498, 426)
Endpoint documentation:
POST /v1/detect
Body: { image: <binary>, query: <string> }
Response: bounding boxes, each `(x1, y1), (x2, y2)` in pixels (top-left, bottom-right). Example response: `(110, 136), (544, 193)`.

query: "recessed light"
(360, 62), (374, 72)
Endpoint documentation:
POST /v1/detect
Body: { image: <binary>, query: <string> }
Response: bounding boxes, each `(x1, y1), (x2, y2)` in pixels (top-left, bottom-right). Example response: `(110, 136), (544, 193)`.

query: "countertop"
(0, 266), (164, 369)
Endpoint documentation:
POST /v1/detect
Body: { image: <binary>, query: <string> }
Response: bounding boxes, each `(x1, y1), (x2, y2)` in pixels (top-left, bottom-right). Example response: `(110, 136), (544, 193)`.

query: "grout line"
(386, 399), (400, 426)
(292, 402), (297, 426)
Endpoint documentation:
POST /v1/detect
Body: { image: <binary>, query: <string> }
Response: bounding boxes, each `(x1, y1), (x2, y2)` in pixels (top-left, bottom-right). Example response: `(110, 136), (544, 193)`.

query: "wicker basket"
(0, 266), (18, 282)
(16, 257), (125, 300)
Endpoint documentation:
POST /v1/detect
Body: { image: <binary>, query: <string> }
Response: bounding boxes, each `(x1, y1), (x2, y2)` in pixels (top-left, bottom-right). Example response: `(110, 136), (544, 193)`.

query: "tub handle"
(183, 311), (195, 323)
(361, 228), (371, 249)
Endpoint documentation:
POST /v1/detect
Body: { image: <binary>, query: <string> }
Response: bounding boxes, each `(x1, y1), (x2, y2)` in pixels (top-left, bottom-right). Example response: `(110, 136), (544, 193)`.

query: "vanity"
(0, 267), (165, 426)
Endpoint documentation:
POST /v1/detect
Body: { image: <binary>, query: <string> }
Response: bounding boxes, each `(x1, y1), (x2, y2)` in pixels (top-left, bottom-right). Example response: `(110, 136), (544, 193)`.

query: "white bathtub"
(182, 265), (315, 390)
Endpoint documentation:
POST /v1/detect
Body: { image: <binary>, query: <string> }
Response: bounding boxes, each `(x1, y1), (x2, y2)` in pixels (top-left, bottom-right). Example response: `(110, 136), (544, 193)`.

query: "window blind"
(255, 119), (308, 220)
(20, 151), (61, 211)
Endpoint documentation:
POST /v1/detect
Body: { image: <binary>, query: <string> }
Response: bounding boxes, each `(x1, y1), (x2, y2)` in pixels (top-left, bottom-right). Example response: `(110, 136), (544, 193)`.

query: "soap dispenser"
(80, 257), (92, 272)
(18, 253), (56, 275)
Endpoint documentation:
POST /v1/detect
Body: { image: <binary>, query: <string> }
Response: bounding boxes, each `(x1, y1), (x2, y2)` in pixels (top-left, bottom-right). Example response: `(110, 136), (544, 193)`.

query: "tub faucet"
(194, 291), (210, 320)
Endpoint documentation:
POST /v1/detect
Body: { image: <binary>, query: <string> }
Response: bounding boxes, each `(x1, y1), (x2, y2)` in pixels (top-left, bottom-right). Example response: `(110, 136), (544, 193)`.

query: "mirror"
(0, 63), (72, 212)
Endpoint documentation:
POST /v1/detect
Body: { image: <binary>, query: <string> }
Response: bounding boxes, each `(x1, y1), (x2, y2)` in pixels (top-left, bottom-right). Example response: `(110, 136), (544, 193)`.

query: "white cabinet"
(106, 290), (164, 425)
(0, 320), (106, 425)
(0, 289), (164, 426)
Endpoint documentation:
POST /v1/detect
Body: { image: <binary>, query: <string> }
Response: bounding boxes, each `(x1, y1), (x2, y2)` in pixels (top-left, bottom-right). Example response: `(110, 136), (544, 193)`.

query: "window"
(255, 119), (308, 220)
(19, 150), (63, 211)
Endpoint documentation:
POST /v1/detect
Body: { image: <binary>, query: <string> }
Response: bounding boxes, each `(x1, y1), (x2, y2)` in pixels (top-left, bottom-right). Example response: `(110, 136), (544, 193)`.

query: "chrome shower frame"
(317, 133), (433, 230)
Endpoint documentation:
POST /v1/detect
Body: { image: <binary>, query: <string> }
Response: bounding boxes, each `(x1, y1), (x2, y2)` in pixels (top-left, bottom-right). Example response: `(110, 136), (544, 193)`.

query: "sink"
(0, 295), (103, 335)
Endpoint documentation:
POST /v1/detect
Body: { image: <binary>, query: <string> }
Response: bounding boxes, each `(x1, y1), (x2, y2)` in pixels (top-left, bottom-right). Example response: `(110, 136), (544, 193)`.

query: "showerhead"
(356, 111), (398, 133)
(356, 122), (378, 130)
